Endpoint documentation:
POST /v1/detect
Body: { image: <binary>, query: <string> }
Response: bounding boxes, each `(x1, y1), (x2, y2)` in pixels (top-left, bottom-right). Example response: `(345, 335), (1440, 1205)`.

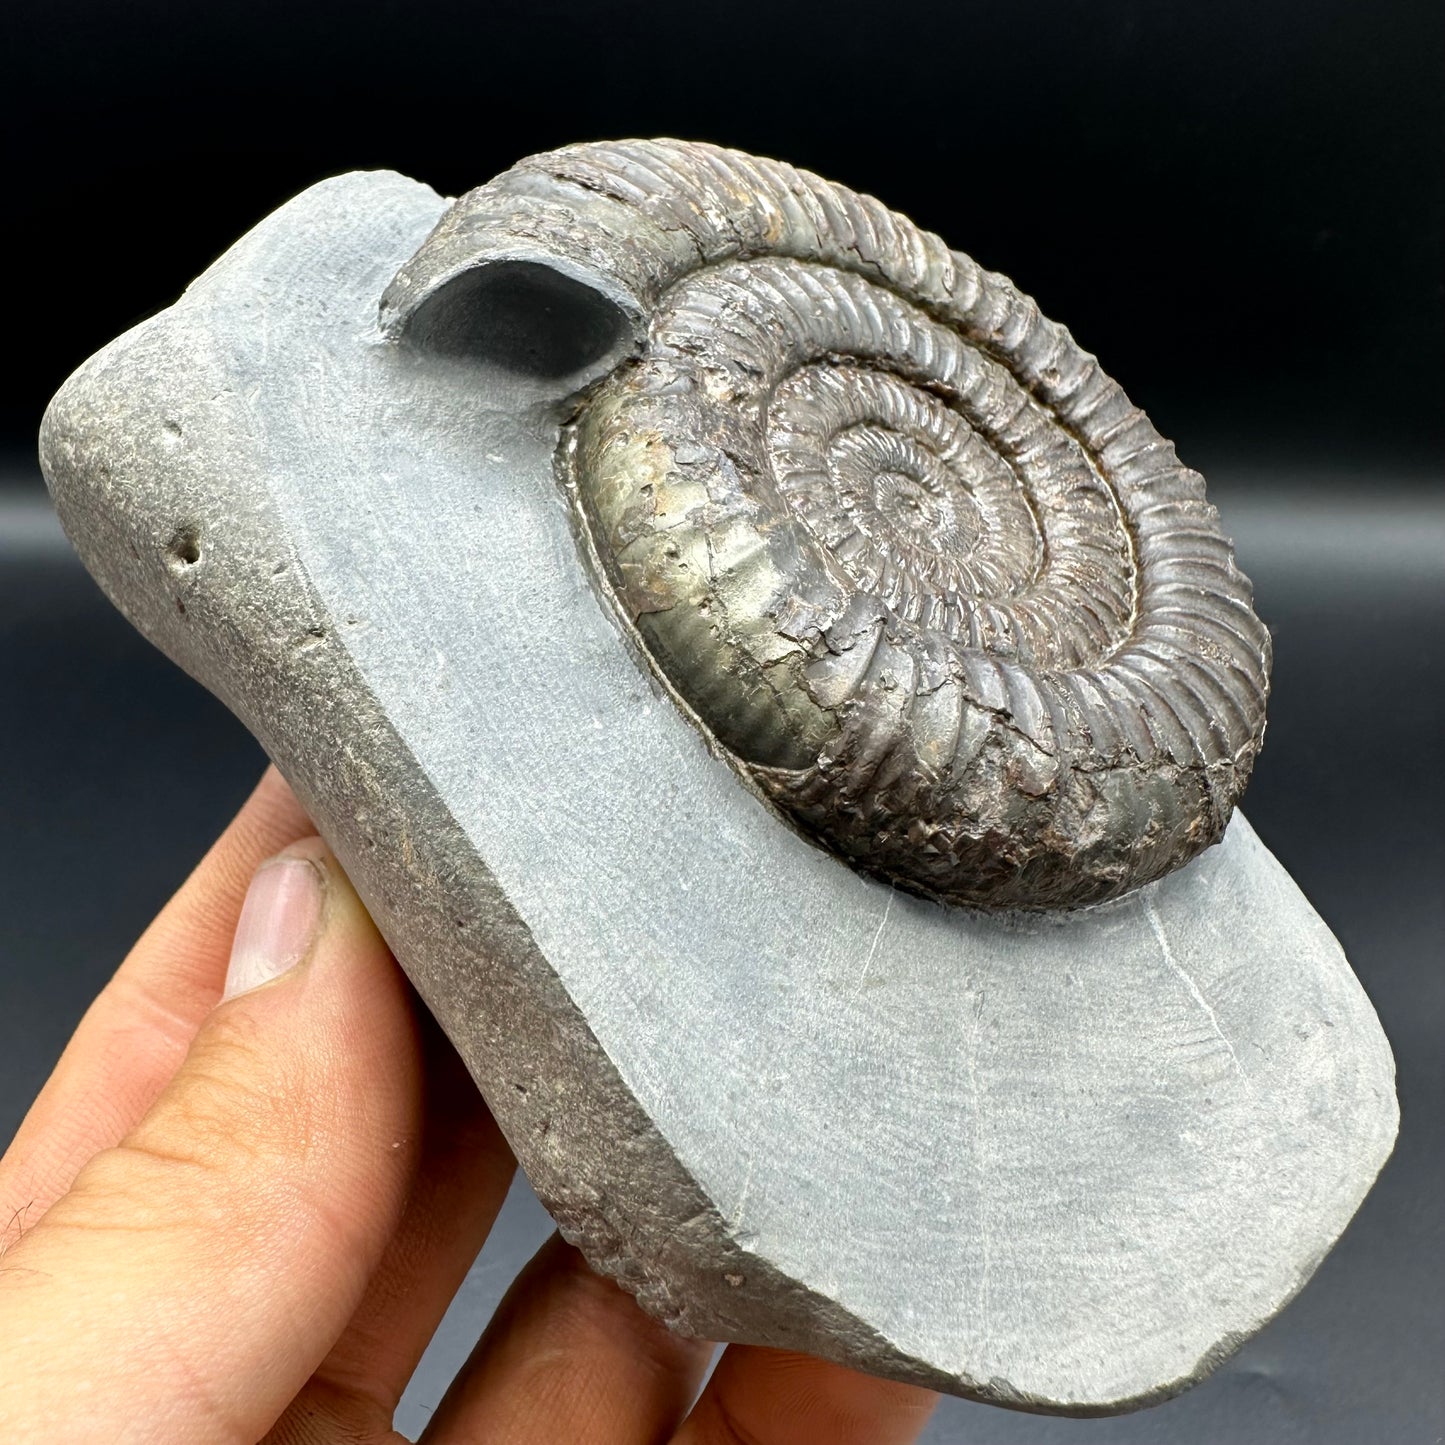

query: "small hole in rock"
(168, 527), (201, 568)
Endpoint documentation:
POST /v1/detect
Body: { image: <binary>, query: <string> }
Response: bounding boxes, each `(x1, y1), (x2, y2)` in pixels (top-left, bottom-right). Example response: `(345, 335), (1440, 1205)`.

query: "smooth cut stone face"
(39, 170), (1398, 1415)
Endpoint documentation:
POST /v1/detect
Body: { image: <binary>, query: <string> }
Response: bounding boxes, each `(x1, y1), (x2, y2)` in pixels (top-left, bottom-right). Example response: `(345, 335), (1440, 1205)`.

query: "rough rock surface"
(39, 170), (1397, 1414)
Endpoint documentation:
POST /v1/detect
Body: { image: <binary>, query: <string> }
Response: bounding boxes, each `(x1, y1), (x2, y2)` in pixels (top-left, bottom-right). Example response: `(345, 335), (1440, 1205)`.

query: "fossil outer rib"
(383, 140), (1272, 909)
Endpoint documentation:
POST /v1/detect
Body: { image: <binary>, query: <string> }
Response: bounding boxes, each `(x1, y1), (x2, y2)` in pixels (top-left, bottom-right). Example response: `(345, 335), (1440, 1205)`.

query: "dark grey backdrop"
(3, 1), (1442, 1440)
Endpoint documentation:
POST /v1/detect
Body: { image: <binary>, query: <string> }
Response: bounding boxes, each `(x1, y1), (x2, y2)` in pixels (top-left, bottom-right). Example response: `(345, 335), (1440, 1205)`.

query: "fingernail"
(222, 856), (325, 1001)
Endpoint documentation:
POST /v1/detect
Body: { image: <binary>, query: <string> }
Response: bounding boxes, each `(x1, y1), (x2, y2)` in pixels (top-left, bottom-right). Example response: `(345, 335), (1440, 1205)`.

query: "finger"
(0, 839), (425, 1445)
(422, 1233), (713, 1445)
(672, 1346), (937, 1445)
(263, 1014), (517, 1442)
(0, 765), (311, 1234)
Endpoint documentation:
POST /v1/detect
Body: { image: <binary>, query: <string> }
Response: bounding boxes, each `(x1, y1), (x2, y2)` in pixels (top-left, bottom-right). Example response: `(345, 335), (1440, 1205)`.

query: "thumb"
(0, 839), (425, 1445)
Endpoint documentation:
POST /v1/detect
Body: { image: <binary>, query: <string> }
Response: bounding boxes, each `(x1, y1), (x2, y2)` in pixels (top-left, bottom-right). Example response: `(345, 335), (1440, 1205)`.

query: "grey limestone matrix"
(39, 140), (1397, 1415)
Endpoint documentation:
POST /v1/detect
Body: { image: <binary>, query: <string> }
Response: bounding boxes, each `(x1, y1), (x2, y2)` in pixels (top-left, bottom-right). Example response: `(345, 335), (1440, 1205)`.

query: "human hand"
(0, 767), (939, 1444)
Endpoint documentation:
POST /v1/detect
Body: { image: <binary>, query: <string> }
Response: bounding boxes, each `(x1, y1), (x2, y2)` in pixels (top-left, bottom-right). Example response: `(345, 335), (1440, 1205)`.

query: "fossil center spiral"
(767, 359), (1056, 649)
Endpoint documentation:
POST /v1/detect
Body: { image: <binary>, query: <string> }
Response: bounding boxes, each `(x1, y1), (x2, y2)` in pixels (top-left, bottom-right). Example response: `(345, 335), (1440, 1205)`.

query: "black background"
(2, 2), (1442, 1441)
(6, 0), (1443, 481)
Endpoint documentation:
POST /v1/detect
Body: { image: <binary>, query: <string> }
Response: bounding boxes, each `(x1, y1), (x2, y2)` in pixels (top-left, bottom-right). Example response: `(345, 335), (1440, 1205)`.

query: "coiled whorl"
(383, 140), (1272, 910)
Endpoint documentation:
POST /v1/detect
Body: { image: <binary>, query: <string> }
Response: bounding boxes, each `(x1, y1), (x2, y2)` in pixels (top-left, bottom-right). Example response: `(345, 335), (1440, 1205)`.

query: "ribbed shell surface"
(384, 140), (1272, 909)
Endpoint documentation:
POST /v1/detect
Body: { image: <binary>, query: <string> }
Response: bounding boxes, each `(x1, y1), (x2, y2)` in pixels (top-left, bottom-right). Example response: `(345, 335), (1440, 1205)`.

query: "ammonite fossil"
(383, 140), (1272, 910)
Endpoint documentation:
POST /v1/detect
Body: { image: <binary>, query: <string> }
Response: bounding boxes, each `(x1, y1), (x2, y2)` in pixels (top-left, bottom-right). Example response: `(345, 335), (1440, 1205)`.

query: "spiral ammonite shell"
(383, 140), (1272, 910)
